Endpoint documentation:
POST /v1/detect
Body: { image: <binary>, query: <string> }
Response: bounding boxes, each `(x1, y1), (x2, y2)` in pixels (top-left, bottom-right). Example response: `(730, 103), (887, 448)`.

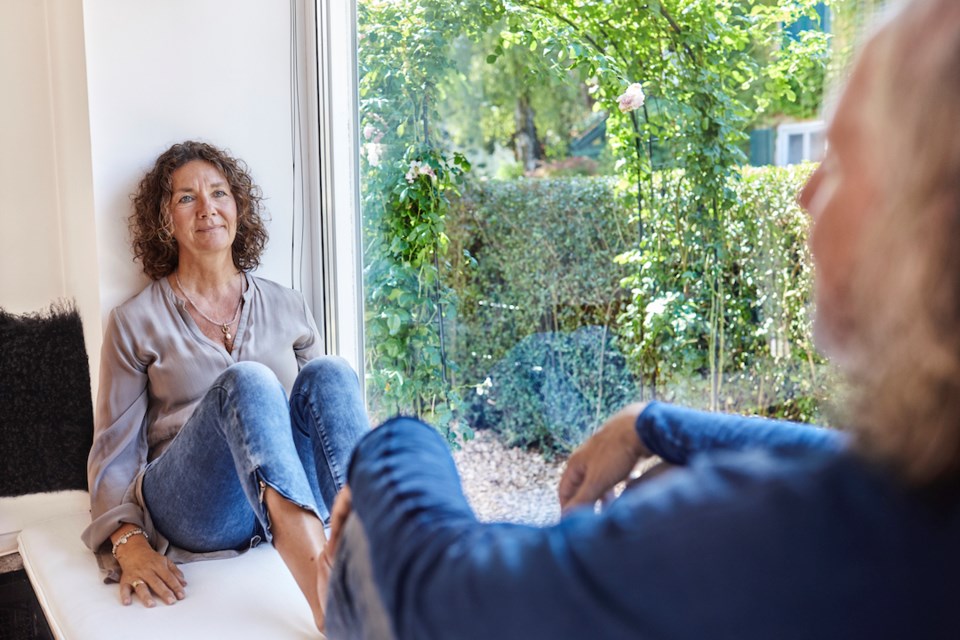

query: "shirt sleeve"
(636, 401), (848, 465)
(294, 291), (324, 367)
(81, 309), (150, 553)
(349, 420), (667, 639)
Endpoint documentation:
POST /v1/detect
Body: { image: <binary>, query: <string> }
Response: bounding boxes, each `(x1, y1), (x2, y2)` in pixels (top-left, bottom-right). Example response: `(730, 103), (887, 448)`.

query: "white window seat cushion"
(18, 511), (321, 639)
(0, 490), (89, 557)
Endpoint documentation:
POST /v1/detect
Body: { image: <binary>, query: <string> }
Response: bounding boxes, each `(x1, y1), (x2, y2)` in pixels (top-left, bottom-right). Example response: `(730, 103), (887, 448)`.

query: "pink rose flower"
(405, 160), (421, 183)
(405, 160), (437, 183)
(363, 124), (384, 144)
(364, 143), (383, 167)
(617, 82), (646, 113)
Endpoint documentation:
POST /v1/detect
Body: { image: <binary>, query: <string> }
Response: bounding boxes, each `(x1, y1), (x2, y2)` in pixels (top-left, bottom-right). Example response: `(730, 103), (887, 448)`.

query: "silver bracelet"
(111, 527), (149, 559)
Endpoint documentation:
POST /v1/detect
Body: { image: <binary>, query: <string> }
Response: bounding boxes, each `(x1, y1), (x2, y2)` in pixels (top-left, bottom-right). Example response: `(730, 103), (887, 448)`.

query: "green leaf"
(386, 313), (402, 336)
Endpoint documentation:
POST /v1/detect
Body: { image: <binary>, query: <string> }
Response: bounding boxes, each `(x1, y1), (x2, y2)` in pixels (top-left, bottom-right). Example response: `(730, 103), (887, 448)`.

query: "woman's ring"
(131, 580), (145, 589)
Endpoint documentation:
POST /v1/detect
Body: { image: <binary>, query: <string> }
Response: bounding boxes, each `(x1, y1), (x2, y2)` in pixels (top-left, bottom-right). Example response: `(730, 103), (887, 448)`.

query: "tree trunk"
(513, 93), (543, 172)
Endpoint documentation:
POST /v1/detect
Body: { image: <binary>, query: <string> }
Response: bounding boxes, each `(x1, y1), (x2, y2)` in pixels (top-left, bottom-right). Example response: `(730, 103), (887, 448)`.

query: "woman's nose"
(198, 196), (215, 217)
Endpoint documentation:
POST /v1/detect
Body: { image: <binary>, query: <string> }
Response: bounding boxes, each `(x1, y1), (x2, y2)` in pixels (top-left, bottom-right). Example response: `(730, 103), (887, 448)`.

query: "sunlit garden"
(357, 0), (882, 455)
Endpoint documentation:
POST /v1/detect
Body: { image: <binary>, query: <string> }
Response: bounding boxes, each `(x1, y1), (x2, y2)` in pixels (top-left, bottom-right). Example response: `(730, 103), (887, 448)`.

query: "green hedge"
(615, 164), (832, 422)
(440, 165), (833, 454)
(446, 177), (633, 379)
(447, 178), (635, 452)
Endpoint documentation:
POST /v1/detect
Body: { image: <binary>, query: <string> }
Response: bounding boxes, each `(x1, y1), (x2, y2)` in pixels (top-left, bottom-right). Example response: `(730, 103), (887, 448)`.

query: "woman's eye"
(178, 195), (194, 204)
(214, 190), (227, 197)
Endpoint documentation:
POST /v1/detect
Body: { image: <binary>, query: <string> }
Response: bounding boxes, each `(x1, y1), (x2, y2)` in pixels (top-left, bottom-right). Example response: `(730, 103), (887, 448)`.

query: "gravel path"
(451, 429), (567, 526)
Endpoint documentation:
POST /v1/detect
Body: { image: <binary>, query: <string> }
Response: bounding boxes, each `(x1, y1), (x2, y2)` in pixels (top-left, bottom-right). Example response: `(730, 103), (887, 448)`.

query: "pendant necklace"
(175, 272), (243, 346)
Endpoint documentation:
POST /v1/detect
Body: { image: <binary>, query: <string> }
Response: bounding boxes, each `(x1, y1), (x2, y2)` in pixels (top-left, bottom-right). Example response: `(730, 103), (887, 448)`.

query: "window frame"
(310, 0), (365, 379)
(775, 120), (826, 166)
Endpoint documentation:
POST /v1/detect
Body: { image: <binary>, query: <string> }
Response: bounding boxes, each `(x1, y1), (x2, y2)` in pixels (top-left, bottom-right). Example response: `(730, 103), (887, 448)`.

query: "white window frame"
(775, 120), (826, 166)
(303, 0), (364, 377)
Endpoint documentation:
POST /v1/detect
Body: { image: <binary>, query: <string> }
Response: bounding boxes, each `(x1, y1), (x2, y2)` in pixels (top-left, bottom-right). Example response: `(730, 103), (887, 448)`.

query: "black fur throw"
(0, 302), (93, 496)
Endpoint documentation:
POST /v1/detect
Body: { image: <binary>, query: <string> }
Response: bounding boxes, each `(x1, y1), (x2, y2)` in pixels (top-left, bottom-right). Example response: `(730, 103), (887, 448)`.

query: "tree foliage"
(358, 0), (832, 443)
(358, 0), (503, 439)
(442, 25), (597, 173)
(494, 0), (828, 408)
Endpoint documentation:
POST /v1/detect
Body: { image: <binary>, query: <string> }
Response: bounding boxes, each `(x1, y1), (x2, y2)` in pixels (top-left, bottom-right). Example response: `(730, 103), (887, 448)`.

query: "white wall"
(0, 0), (101, 390)
(82, 0), (305, 320)
(1, 0), (321, 398)
(0, 1), (62, 313)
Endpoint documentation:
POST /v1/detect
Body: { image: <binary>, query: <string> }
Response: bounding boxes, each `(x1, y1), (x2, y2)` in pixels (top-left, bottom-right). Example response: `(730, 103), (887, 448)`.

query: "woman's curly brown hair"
(130, 140), (269, 280)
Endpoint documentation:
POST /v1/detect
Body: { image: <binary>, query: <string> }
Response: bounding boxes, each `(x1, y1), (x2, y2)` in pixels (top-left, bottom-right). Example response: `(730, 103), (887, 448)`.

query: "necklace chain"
(174, 272), (243, 345)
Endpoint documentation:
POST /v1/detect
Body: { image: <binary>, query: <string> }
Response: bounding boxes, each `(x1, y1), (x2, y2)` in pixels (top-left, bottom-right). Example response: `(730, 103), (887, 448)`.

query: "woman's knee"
(295, 356), (360, 394)
(216, 361), (286, 406)
(219, 361), (281, 389)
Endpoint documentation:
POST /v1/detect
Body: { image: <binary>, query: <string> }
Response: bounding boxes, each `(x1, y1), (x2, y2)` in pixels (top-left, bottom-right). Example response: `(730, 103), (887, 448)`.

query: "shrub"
(442, 165), (833, 454)
(616, 164), (832, 423)
(527, 156), (601, 178)
(446, 177), (632, 387)
(466, 326), (636, 455)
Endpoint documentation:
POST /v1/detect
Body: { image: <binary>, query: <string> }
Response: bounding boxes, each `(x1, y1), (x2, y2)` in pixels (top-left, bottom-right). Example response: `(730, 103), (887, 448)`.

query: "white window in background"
(776, 120), (826, 166)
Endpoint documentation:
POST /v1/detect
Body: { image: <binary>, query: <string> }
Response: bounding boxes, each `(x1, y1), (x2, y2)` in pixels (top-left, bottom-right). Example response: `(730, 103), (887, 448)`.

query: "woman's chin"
(182, 238), (235, 259)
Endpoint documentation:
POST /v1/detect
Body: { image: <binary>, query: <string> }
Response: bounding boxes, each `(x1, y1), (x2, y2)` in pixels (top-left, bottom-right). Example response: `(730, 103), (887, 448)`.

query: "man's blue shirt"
(347, 402), (960, 639)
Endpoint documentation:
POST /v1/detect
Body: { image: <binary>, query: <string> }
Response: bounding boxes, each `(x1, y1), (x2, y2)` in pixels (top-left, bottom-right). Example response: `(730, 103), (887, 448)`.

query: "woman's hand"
(558, 403), (649, 514)
(114, 535), (187, 607)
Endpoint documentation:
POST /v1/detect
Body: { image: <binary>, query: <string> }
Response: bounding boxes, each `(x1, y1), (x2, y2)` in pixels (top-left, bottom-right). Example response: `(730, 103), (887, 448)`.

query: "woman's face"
(798, 55), (885, 360)
(167, 160), (238, 265)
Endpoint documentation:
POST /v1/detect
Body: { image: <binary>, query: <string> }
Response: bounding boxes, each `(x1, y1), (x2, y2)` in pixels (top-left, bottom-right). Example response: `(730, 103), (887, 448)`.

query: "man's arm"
(560, 401), (846, 513)
(343, 416), (852, 640)
(637, 401), (847, 465)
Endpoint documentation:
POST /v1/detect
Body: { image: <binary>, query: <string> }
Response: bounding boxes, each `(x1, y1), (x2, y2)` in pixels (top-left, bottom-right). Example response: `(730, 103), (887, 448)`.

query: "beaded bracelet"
(111, 527), (149, 559)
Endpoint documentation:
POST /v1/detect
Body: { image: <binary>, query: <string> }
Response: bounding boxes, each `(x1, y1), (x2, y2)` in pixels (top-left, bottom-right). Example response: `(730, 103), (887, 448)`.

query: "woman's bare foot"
(263, 487), (328, 630)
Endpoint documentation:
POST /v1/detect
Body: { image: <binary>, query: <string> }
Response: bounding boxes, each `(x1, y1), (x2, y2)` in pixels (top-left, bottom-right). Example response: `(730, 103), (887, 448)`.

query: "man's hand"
(322, 485), (352, 571)
(558, 403), (649, 514)
(115, 538), (187, 607)
(316, 485), (352, 631)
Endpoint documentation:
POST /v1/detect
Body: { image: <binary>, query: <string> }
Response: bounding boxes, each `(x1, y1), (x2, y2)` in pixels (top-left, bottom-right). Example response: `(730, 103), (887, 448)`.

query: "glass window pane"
(788, 133), (805, 165)
(354, 0), (834, 523)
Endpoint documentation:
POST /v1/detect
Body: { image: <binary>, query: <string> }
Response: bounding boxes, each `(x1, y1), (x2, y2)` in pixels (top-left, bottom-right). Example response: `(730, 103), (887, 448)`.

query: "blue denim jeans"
(142, 356), (368, 553)
(326, 514), (396, 640)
